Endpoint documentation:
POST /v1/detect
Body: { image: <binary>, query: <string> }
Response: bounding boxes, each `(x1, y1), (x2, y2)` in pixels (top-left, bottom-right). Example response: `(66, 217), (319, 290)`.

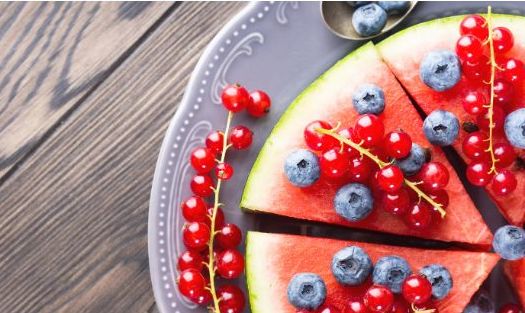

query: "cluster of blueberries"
(287, 245), (452, 311)
(349, 1), (411, 37)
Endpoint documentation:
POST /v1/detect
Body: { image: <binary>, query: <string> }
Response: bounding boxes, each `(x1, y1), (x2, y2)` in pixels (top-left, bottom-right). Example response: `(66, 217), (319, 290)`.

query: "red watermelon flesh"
(246, 231), (500, 313)
(504, 260), (525, 308)
(241, 43), (492, 247)
(378, 15), (525, 226)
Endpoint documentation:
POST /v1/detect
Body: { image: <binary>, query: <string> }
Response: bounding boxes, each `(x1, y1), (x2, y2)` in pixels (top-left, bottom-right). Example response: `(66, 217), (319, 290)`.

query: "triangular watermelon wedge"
(246, 231), (499, 313)
(504, 260), (525, 308)
(377, 14), (525, 226)
(241, 43), (492, 247)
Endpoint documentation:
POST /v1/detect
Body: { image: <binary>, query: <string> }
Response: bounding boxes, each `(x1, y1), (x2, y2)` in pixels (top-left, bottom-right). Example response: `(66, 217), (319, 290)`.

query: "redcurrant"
(181, 196), (208, 223)
(205, 206), (225, 229)
(493, 79), (514, 106)
(190, 147), (216, 174)
(178, 268), (207, 301)
(460, 14), (488, 41)
(419, 162), (450, 191)
(502, 58), (525, 83)
(391, 298), (410, 313)
(217, 284), (246, 313)
(476, 106), (505, 132)
(377, 165), (404, 193)
(317, 305), (341, 313)
(206, 131), (224, 155)
(216, 223), (242, 249)
(338, 127), (360, 158)
(221, 84), (250, 112)
(428, 189), (450, 213)
(215, 162), (234, 180)
(382, 188), (410, 215)
(491, 169), (517, 196)
(456, 35), (484, 62)
(354, 114), (384, 147)
(402, 274), (432, 305)
(493, 27), (514, 54)
(405, 202), (433, 230)
(348, 157), (374, 183)
(462, 91), (487, 116)
(247, 90), (271, 117)
(384, 131), (412, 159)
(466, 161), (493, 186)
(178, 250), (204, 271)
(462, 55), (491, 82)
(499, 303), (523, 313)
(321, 148), (350, 179)
(217, 249), (245, 279)
(190, 174), (214, 197)
(304, 120), (339, 151)
(462, 131), (489, 160)
(345, 299), (368, 313)
(494, 142), (517, 168)
(182, 222), (210, 251)
(230, 125), (253, 150)
(364, 284), (394, 312)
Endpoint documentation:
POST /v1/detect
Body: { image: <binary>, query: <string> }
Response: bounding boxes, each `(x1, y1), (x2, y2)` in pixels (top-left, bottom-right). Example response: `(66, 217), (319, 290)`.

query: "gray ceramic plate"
(149, 2), (525, 312)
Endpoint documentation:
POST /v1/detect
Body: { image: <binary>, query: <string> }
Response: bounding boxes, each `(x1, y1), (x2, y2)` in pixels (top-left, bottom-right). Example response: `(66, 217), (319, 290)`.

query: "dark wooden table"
(0, 2), (245, 312)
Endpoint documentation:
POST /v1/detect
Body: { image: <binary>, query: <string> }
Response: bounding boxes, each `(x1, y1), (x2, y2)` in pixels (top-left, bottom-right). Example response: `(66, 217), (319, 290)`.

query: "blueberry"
(378, 1), (410, 15)
(492, 225), (525, 260)
(331, 246), (373, 285)
(420, 50), (461, 91)
(334, 183), (373, 222)
(419, 264), (453, 300)
(352, 84), (385, 115)
(284, 149), (320, 187)
(423, 109), (460, 146)
(352, 4), (387, 37)
(287, 273), (327, 310)
(394, 143), (426, 176)
(372, 256), (411, 293)
(346, 1), (370, 7)
(463, 290), (495, 313)
(504, 108), (525, 149)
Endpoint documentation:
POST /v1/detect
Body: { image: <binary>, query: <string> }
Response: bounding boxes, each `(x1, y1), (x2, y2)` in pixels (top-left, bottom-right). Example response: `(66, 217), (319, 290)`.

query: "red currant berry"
(462, 55), (491, 82)
(377, 165), (404, 192)
(491, 169), (517, 196)
(178, 268), (207, 301)
(354, 114), (384, 148)
(217, 249), (245, 279)
(304, 120), (339, 151)
(230, 125), (253, 150)
(190, 174), (214, 197)
(181, 196), (208, 223)
(190, 147), (216, 174)
(402, 274), (432, 305)
(476, 106), (505, 132)
(493, 27), (514, 54)
(206, 131), (224, 155)
(493, 79), (514, 106)
(494, 142), (517, 168)
(499, 303), (522, 313)
(321, 148), (350, 179)
(182, 222), (210, 251)
(221, 84), (250, 112)
(206, 206), (225, 229)
(317, 305), (341, 313)
(178, 250), (204, 271)
(460, 14), (488, 41)
(419, 162), (450, 191)
(215, 162), (234, 180)
(405, 202), (433, 230)
(462, 91), (487, 116)
(391, 298), (410, 313)
(348, 157), (374, 183)
(384, 131), (412, 159)
(345, 299), (368, 313)
(247, 90), (271, 117)
(502, 58), (525, 83)
(364, 285), (394, 313)
(466, 161), (493, 186)
(338, 127), (360, 158)
(217, 285), (246, 313)
(462, 131), (489, 160)
(216, 223), (242, 249)
(428, 189), (450, 210)
(382, 188), (410, 215)
(456, 35), (484, 62)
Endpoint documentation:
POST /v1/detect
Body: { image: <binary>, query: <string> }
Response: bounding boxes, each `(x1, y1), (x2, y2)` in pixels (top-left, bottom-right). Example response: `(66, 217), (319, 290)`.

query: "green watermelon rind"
(245, 232), (260, 312)
(240, 42), (376, 211)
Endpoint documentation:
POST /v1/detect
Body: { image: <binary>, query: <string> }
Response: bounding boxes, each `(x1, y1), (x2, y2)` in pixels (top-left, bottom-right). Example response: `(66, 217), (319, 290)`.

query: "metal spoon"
(321, 1), (418, 41)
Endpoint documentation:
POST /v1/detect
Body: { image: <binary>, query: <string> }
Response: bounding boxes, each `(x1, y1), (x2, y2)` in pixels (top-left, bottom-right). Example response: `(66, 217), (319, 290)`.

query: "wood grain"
(0, 2), (244, 313)
(0, 2), (172, 180)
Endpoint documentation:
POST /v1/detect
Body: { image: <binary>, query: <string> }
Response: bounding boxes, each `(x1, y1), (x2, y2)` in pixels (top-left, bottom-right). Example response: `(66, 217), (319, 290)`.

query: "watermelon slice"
(504, 260), (525, 308)
(377, 14), (525, 226)
(246, 231), (499, 313)
(241, 43), (492, 247)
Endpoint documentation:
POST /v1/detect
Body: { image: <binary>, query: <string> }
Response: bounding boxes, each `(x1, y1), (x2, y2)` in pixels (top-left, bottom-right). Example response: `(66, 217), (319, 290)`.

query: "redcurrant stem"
(317, 128), (446, 218)
(411, 303), (436, 313)
(485, 6), (499, 175)
(207, 110), (234, 312)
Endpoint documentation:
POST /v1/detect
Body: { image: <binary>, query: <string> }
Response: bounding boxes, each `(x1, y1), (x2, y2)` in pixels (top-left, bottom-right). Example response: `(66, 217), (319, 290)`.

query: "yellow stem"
(207, 111), (234, 313)
(485, 6), (499, 175)
(317, 128), (446, 218)
(411, 303), (436, 313)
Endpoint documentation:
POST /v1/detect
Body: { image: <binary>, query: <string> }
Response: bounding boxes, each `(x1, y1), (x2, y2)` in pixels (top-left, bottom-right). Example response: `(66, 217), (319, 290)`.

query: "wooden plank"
(0, 2), (244, 312)
(0, 2), (172, 179)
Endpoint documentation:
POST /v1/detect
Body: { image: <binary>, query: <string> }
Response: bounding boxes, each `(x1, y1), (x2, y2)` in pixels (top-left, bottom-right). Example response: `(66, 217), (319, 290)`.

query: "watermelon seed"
(462, 121), (479, 133)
